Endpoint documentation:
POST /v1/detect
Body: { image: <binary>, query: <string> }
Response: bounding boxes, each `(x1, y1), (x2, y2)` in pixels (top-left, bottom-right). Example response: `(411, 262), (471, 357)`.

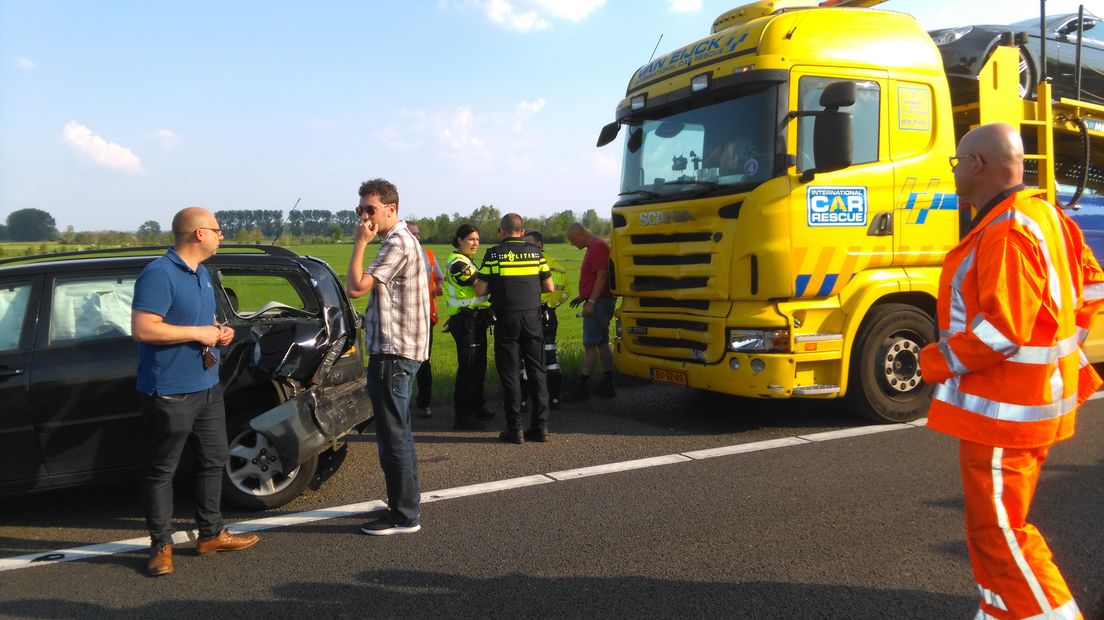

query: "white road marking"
(6, 400), (1100, 573)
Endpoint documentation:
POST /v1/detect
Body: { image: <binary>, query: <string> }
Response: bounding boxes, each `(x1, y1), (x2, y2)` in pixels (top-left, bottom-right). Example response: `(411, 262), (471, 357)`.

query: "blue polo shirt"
(133, 249), (219, 396)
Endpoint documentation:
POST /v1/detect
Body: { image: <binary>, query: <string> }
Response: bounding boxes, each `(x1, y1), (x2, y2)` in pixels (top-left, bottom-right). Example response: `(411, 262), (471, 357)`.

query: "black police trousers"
(522, 307), (561, 403)
(448, 308), (489, 423)
(494, 308), (549, 432)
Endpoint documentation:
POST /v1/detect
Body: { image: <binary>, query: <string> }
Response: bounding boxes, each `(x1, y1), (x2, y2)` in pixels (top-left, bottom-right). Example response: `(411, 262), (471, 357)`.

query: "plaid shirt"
(362, 220), (430, 362)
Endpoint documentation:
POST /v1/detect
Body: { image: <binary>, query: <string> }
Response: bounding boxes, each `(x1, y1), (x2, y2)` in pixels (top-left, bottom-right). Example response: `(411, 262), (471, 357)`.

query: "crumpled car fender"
(247, 380), (372, 467)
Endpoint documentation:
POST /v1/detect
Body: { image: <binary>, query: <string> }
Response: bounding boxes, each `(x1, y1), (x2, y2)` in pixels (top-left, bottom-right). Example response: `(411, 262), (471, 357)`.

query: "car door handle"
(0, 368), (26, 377)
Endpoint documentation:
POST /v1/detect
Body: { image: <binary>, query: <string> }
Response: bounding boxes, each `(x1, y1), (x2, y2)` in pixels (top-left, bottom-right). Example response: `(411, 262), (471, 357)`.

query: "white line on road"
(5, 401), (1097, 573)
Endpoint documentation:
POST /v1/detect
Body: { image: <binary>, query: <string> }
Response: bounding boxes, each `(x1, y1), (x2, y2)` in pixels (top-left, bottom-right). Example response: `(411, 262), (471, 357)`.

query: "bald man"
(919, 123), (1104, 618)
(132, 207), (259, 576)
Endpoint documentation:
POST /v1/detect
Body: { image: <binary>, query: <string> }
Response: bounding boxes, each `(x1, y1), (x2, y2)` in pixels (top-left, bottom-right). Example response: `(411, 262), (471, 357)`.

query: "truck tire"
(845, 303), (934, 423)
(222, 419), (317, 510)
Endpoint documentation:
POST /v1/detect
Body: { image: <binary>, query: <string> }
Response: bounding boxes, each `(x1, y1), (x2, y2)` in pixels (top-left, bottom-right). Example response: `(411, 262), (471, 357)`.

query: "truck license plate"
(651, 368), (687, 386)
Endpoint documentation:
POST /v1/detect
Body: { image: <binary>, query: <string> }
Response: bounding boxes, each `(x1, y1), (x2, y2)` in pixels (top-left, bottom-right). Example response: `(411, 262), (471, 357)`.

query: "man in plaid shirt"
(346, 178), (430, 536)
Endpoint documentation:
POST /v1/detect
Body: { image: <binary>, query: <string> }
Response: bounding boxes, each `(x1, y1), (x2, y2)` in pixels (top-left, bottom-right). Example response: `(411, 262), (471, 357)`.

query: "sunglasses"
(355, 205), (376, 216)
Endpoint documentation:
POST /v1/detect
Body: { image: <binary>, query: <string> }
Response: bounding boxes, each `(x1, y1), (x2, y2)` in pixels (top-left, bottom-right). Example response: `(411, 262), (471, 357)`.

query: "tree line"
(0, 206), (612, 244)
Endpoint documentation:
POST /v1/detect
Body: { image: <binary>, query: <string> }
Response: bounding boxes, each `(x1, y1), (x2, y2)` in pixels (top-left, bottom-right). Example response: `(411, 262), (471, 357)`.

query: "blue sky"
(1, 0), (1095, 232)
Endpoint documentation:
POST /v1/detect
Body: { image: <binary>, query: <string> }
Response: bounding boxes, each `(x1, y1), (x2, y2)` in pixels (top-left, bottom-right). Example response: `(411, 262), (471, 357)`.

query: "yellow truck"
(597, 0), (1104, 422)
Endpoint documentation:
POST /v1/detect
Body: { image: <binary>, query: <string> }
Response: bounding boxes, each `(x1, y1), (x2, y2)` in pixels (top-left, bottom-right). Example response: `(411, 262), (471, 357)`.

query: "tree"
(6, 208), (58, 241)
(0, 224), (8, 241)
(137, 220), (162, 243)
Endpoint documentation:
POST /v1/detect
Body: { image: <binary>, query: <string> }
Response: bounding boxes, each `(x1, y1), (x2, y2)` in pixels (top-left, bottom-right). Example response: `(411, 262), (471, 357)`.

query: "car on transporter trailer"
(0, 245), (372, 510)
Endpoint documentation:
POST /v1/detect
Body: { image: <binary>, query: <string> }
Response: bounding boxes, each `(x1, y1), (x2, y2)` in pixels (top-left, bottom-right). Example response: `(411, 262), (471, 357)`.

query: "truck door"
(888, 80), (960, 261)
(0, 277), (45, 486)
(790, 70), (893, 299)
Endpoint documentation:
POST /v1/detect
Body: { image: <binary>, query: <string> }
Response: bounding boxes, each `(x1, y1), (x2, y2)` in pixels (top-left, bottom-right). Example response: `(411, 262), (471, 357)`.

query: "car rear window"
(217, 270), (316, 319)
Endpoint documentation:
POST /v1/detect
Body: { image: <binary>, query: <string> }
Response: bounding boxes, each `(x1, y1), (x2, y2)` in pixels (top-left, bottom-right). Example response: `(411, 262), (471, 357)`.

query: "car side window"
(50, 275), (137, 344)
(0, 281), (32, 352)
(216, 270), (316, 318)
(797, 77), (881, 173)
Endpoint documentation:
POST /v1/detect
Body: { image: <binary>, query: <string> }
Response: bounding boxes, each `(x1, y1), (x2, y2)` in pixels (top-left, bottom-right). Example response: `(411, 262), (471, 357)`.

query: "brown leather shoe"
(196, 530), (260, 555)
(147, 544), (173, 576)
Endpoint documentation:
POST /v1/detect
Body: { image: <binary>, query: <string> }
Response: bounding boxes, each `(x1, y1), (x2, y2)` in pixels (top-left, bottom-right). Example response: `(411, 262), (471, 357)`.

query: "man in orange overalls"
(919, 123), (1104, 619)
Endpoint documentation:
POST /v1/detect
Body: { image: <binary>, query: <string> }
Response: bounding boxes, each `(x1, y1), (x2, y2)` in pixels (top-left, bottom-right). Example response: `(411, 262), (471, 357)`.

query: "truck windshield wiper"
(662, 179), (718, 189)
(618, 189), (660, 199)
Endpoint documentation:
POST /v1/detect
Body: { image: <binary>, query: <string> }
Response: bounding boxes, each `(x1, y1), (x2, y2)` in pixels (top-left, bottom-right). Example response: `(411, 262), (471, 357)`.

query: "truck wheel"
(222, 420), (317, 510)
(846, 304), (934, 423)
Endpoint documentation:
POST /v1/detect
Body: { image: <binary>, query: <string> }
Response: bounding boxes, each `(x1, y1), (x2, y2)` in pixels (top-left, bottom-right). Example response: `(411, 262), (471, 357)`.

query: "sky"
(1, 0), (1098, 232)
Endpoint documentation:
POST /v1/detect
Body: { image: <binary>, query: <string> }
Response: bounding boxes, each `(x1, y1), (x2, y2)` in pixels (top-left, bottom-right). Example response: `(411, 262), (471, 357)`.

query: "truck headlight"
(726, 328), (789, 353)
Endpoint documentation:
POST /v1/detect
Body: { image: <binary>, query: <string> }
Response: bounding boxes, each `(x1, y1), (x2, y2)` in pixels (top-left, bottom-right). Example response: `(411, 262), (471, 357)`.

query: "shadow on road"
(1, 568), (977, 619)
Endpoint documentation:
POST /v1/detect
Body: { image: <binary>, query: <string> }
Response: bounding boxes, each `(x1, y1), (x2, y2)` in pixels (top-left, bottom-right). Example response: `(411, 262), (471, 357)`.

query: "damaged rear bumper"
(247, 379), (372, 467)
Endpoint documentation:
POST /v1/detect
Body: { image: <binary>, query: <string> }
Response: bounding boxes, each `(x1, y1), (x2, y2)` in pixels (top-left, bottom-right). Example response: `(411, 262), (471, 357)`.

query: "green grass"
(290, 242), (599, 409)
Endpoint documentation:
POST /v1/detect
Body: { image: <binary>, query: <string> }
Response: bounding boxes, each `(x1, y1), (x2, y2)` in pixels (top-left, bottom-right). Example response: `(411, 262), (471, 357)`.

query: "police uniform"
(444, 251), (492, 428)
(522, 251), (570, 408)
(477, 238), (552, 434)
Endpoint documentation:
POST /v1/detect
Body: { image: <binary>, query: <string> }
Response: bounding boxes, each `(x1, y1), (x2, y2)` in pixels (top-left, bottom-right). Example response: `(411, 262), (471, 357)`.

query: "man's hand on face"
(355, 219), (378, 245)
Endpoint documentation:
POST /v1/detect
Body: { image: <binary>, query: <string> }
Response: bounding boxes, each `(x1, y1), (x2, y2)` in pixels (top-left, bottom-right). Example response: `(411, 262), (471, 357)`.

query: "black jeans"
(414, 330), (434, 410)
(366, 354), (421, 526)
(448, 308), (489, 422)
(494, 309), (549, 432)
(142, 386), (228, 548)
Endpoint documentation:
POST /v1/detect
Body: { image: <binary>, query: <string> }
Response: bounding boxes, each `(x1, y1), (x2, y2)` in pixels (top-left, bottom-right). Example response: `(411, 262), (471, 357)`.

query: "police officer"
(443, 224), (493, 431)
(522, 230), (570, 410)
(474, 214), (554, 443)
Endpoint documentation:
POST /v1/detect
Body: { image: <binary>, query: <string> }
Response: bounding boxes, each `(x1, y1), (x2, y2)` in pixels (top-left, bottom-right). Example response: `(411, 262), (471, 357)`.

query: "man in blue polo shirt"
(131, 207), (259, 577)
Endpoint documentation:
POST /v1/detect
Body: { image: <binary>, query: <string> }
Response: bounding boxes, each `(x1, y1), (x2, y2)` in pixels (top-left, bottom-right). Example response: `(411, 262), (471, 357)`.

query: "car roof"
(0, 245), (310, 276)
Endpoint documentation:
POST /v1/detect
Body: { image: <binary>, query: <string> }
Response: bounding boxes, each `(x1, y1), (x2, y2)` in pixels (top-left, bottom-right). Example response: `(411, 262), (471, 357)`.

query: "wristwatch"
(585, 299), (596, 305)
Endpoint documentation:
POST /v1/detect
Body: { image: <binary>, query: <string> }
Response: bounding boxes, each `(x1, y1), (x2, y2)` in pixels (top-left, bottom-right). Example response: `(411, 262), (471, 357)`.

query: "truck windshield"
(619, 84), (778, 200)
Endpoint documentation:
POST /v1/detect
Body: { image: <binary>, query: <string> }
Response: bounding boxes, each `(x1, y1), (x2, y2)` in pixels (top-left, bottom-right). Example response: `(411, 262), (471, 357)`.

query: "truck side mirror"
(820, 81), (856, 109)
(802, 111), (853, 182)
(597, 122), (621, 147)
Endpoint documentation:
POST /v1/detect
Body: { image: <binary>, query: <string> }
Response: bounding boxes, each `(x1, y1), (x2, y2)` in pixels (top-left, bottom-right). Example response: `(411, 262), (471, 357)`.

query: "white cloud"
(403, 107), (490, 163)
(669, 0), (702, 12)
(62, 121), (144, 175)
(155, 129), (181, 150)
(451, 0), (605, 32)
(14, 57), (36, 71)
(507, 153), (535, 173)
(372, 126), (420, 151)
(512, 98), (545, 131)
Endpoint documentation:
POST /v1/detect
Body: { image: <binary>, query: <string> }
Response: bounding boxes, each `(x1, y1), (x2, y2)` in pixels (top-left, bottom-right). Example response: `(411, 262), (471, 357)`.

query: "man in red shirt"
(566, 222), (616, 400)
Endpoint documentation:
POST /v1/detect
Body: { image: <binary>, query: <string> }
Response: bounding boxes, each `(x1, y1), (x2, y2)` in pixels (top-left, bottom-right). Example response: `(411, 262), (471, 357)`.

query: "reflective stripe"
(447, 295), (489, 307)
(546, 363), (561, 370)
(1007, 333), (1080, 364)
(978, 585), (1009, 612)
(970, 315), (1019, 356)
(500, 265), (542, 276)
(1021, 598), (1081, 620)
(989, 210), (1067, 310)
(544, 344), (557, 351)
(934, 379), (1076, 422)
(939, 341), (970, 375)
(949, 248), (976, 333)
(1084, 282), (1104, 301)
(1049, 366), (1065, 407)
(1077, 326), (1089, 344)
(990, 448), (1056, 616)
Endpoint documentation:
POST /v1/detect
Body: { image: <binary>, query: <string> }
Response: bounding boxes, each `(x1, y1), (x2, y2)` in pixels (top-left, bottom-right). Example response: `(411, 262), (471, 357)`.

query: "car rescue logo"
(807, 186), (868, 227)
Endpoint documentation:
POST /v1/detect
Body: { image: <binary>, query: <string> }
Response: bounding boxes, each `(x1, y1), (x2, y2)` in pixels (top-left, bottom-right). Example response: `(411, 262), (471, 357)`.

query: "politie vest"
(921, 189), (1104, 449)
(542, 253), (571, 309)
(444, 251), (490, 318)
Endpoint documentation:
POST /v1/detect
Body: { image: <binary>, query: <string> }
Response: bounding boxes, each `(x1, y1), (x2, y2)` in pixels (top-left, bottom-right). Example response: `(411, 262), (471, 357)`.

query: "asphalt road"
(1, 379), (1102, 619)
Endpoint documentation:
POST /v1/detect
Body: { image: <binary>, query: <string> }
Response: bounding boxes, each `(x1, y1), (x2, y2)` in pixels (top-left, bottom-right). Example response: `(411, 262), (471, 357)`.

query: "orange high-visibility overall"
(920, 189), (1104, 619)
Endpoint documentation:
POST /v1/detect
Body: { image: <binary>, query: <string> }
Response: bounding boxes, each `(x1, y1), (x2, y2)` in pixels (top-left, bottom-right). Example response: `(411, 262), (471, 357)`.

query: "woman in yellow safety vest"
(444, 224), (493, 430)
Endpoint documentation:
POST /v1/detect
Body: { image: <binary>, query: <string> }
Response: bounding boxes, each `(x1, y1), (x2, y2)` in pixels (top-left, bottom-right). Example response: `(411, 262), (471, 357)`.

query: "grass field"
(291, 242), (602, 409)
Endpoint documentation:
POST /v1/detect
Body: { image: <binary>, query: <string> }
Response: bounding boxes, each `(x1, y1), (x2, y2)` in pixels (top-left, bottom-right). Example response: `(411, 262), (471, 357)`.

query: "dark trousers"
(494, 309), (549, 432)
(142, 386), (228, 548)
(448, 309), (488, 422)
(414, 330), (434, 410)
(366, 354), (421, 526)
(523, 307), (561, 403)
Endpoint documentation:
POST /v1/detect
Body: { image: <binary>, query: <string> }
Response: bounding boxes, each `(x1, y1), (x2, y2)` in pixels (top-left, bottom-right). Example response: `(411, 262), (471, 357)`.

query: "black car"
(929, 12), (1103, 105)
(0, 245), (372, 510)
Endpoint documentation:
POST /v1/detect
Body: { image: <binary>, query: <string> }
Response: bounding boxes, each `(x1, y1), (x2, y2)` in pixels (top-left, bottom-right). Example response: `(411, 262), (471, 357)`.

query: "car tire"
(222, 419), (317, 510)
(845, 304), (934, 424)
